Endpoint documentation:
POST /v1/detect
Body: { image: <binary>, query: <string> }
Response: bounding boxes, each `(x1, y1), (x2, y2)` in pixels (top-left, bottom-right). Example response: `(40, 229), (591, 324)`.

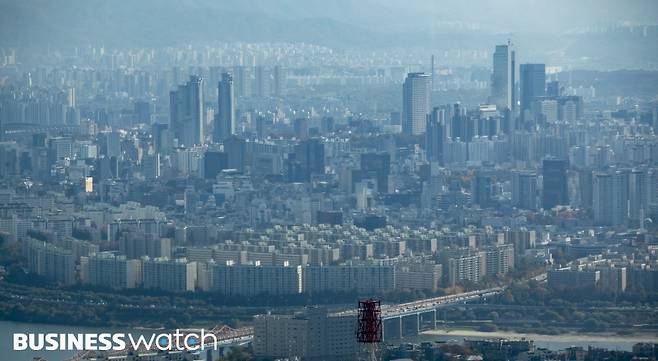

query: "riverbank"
(422, 328), (658, 345)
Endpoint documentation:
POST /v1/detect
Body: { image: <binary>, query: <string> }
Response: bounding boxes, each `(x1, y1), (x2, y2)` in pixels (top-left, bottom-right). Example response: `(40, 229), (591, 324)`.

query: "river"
(416, 329), (658, 351)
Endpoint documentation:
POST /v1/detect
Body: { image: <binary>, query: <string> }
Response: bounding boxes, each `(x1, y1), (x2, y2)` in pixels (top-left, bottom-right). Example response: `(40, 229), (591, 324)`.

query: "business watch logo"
(14, 329), (216, 352)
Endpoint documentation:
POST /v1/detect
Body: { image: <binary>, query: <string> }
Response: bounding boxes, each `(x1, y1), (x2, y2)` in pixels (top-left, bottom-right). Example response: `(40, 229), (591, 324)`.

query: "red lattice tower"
(357, 298), (382, 343)
(357, 299), (382, 361)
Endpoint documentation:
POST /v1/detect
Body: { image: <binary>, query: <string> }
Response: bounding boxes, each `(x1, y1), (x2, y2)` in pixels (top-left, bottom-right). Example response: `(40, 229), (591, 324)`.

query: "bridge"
(379, 287), (503, 339)
(333, 287), (504, 340)
(66, 325), (253, 361)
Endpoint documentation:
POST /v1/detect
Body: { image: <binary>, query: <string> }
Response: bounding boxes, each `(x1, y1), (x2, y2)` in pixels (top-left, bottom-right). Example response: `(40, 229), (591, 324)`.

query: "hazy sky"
(1, 0), (657, 62)
(3, 0), (657, 36)
(224, 0), (658, 33)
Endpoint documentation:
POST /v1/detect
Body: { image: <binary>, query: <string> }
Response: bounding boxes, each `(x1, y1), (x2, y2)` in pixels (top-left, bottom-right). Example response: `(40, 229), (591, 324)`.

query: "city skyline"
(0, 1), (657, 361)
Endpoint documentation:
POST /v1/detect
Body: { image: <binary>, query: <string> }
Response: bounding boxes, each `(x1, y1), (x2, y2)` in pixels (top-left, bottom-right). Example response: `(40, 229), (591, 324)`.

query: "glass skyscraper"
(520, 63), (546, 122)
(215, 72), (235, 143)
(491, 43), (515, 113)
(402, 72), (431, 135)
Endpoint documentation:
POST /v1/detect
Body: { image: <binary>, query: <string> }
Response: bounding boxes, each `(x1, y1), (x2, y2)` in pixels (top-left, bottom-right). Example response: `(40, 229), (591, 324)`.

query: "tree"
(479, 323), (498, 332)
(216, 346), (251, 361)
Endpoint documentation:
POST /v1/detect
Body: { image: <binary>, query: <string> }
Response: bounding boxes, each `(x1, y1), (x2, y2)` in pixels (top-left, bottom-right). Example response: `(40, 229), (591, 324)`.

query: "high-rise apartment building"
(22, 238), (75, 285)
(210, 263), (302, 296)
(255, 65), (271, 98)
(302, 265), (394, 294)
(273, 65), (287, 97)
(80, 252), (142, 289)
(232, 65), (252, 98)
(142, 257), (197, 292)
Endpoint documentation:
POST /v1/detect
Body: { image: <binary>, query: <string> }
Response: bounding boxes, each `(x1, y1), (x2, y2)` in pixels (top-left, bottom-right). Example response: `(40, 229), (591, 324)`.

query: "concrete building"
(142, 257), (197, 292)
(482, 244), (515, 276)
(80, 252), (142, 289)
(210, 262), (302, 296)
(394, 261), (442, 291)
(302, 265), (395, 294)
(22, 238), (75, 285)
(253, 308), (357, 361)
(548, 268), (600, 289)
(445, 252), (485, 286)
(598, 266), (627, 292)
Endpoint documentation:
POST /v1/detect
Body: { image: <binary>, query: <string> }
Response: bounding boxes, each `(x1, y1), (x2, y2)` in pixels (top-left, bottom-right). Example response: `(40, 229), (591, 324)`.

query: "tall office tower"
(471, 171), (493, 208)
(629, 168), (648, 223)
(594, 171), (629, 227)
(542, 159), (569, 209)
(133, 100), (151, 124)
(67, 87), (76, 108)
(273, 65), (287, 97)
(546, 80), (560, 97)
(203, 150), (228, 179)
(652, 102), (658, 132)
(214, 72), (235, 143)
(490, 42), (515, 112)
(321, 116), (335, 134)
(152, 123), (169, 154)
(426, 107), (445, 163)
(449, 103), (467, 140)
(289, 138), (325, 182)
(360, 152), (391, 193)
(102, 131), (121, 158)
(519, 64), (546, 122)
(255, 65), (271, 98)
(512, 171), (537, 210)
(402, 72), (431, 135)
(294, 118), (309, 139)
(578, 168), (594, 209)
(430, 54), (435, 89)
(224, 136), (246, 173)
(142, 153), (160, 180)
(170, 75), (204, 147)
